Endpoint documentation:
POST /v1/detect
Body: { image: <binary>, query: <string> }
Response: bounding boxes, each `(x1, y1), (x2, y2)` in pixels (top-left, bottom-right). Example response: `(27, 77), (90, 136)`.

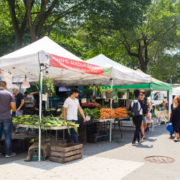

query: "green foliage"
(151, 53), (180, 83)
(36, 76), (55, 95)
(78, 108), (100, 120)
(116, 90), (125, 96)
(26, 85), (38, 94)
(101, 88), (113, 93)
(83, 87), (93, 96)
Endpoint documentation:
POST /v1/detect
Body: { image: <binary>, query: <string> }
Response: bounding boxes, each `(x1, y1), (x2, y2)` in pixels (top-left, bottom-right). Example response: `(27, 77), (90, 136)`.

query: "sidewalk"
(0, 125), (179, 180)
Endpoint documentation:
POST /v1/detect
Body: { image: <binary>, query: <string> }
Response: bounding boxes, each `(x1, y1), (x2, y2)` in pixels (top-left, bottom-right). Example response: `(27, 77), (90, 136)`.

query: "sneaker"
(12, 132), (19, 135)
(138, 138), (143, 144)
(132, 141), (136, 146)
(5, 153), (16, 158)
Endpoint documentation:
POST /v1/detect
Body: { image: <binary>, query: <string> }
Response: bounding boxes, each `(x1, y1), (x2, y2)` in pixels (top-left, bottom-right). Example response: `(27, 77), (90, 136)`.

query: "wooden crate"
(50, 143), (83, 163)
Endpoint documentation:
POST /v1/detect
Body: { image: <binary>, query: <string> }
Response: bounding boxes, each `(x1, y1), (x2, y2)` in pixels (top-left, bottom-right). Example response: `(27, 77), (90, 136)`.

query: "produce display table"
(17, 124), (79, 144)
(93, 119), (115, 141)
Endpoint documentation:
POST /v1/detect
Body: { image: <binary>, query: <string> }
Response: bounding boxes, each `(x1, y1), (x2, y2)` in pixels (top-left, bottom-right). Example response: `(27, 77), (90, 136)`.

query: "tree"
(81, 0), (180, 72)
(6, 0), (96, 50)
(0, 1), (15, 56)
(152, 53), (180, 83)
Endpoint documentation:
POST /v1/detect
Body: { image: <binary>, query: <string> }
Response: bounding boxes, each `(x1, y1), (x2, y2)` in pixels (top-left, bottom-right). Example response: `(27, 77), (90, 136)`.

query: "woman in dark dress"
(170, 96), (180, 142)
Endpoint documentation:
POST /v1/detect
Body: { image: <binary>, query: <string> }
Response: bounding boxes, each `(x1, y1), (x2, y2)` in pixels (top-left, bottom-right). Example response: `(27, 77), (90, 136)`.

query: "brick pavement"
(0, 125), (179, 180)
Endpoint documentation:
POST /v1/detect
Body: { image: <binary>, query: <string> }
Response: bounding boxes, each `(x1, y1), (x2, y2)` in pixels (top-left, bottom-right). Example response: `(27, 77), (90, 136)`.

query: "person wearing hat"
(63, 88), (86, 143)
(13, 85), (25, 116)
(0, 81), (16, 157)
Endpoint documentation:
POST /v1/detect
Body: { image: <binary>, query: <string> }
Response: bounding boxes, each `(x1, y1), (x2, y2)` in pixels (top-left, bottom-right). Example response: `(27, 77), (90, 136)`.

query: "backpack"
(130, 101), (141, 118)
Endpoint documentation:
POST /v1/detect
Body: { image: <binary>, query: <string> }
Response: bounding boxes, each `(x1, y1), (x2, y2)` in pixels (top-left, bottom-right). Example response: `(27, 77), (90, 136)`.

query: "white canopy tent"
(86, 54), (151, 85)
(0, 37), (112, 86)
(0, 37), (113, 161)
(173, 86), (180, 95)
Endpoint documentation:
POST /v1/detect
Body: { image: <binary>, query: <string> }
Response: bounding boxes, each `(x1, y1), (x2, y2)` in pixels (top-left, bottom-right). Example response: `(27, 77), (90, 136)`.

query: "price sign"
(86, 116), (91, 121)
(114, 100), (118, 103)
(92, 99), (95, 103)
(81, 98), (87, 103)
(42, 94), (47, 101)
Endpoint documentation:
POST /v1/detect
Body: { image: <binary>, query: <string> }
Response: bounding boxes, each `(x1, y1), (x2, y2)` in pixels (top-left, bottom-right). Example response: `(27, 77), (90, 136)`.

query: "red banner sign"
(49, 54), (112, 77)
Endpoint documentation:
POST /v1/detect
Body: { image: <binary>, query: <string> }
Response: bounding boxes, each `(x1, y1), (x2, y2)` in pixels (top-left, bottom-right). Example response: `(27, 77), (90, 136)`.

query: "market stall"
(110, 69), (172, 121)
(0, 40), (152, 161)
(0, 37), (113, 161)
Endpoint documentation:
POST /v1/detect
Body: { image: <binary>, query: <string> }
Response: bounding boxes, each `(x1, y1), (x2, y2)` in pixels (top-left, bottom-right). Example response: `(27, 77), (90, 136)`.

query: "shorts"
(142, 116), (147, 123)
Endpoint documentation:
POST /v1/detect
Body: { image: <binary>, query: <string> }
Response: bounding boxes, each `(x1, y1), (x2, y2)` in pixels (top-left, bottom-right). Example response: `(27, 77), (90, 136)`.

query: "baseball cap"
(13, 85), (20, 91)
(71, 88), (80, 93)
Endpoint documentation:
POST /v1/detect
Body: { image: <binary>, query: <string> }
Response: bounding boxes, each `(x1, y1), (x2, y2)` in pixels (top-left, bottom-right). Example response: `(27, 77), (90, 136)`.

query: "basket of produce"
(114, 107), (129, 119)
(99, 108), (116, 119)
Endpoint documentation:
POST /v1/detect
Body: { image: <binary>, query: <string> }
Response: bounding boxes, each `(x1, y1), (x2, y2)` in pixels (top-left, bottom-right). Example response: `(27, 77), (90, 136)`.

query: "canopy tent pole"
(38, 70), (43, 161)
(93, 86), (95, 96)
(110, 78), (113, 109)
(38, 52), (43, 162)
(150, 83), (153, 112)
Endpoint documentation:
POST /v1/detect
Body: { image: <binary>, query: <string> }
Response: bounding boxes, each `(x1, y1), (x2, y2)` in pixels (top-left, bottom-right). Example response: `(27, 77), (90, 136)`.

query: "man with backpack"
(129, 89), (146, 146)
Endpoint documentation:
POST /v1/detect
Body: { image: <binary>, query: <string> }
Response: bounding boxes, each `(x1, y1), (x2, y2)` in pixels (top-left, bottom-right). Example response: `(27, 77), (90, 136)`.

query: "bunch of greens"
(78, 108), (100, 121)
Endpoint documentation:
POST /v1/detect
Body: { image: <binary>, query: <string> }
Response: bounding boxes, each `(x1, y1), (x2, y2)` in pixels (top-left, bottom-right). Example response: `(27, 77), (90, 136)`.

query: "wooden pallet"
(50, 143), (83, 163)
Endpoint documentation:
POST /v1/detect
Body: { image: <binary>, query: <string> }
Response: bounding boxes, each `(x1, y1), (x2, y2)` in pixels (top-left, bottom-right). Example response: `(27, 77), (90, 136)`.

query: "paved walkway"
(0, 125), (180, 180)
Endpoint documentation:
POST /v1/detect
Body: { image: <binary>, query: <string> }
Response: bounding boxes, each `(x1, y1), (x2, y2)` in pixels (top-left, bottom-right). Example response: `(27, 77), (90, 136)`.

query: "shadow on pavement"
(0, 124), (169, 168)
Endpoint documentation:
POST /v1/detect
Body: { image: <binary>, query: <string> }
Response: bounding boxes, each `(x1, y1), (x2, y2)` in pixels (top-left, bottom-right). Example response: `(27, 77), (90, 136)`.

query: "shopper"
(140, 90), (151, 139)
(63, 88), (86, 143)
(129, 89), (146, 145)
(0, 81), (16, 157)
(13, 85), (25, 135)
(30, 90), (45, 110)
(24, 91), (28, 101)
(163, 96), (168, 110)
(13, 85), (25, 116)
(170, 96), (180, 142)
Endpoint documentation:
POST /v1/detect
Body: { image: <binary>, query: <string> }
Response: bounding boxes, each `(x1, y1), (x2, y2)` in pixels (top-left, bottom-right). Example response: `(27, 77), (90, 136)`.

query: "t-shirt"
(15, 92), (24, 110)
(63, 97), (79, 120)
(0, 89), (14, 120)
(130, 100), (143, 115)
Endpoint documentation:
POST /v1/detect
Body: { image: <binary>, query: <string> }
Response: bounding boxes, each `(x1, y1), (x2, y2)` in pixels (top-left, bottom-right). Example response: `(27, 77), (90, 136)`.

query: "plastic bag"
(166, 123), (174, 133)
(21, 78), (30, 88)
(147, 113), (152, 122)
(4, 72), (12, 89)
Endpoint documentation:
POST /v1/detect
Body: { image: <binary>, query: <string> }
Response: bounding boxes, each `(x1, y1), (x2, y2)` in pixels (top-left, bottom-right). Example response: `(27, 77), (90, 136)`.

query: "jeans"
(133, 115), (142, 143)
(67, 120), (79, 143)
(0, 118), (13, 156)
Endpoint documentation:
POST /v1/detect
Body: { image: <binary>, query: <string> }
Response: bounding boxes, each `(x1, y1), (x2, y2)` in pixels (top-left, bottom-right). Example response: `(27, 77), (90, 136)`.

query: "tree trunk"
(15, 33), (24, 50)
(139, 56), (147, 73)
